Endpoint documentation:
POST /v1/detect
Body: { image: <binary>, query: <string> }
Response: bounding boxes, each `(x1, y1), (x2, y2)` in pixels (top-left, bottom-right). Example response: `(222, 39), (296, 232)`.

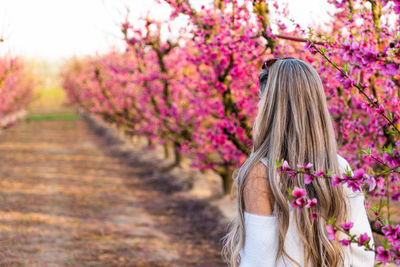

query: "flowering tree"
(157, 0), (287, 191)
(0, 56), (34, 128)
(122, 18), (202, 168)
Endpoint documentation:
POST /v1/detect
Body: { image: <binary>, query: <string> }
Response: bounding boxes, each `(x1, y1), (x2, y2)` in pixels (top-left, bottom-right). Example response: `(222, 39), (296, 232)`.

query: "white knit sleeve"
(239, 212), (278, 267)
(337, 154), (375, 267)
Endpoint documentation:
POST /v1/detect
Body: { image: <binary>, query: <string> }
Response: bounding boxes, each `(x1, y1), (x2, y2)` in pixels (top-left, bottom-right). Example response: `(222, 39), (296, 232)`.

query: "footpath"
(0, 113), (226, 266)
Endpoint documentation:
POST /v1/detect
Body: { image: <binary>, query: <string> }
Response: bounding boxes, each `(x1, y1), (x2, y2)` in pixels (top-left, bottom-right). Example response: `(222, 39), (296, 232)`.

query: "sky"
(0, 0), (334, 62)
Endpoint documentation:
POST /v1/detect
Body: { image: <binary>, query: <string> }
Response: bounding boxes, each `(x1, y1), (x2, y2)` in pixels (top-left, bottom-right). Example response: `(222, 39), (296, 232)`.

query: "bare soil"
(0, 115), (226, 266)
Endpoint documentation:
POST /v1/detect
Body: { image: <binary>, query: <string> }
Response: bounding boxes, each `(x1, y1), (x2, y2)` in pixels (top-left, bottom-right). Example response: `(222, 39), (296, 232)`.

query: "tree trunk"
(222, 168), (235, 194)
(147, 138), (153, 147)
(174, 142), (183, 166)
(163, 142), (170, 159)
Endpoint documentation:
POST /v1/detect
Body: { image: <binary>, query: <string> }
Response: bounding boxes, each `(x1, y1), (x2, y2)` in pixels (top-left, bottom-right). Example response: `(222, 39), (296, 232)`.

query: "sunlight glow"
(0, 0), (332, 62)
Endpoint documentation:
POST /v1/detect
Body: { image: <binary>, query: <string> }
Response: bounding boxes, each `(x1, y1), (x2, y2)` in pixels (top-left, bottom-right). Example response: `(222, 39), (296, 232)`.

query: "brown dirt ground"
(0, 115), (226, 266)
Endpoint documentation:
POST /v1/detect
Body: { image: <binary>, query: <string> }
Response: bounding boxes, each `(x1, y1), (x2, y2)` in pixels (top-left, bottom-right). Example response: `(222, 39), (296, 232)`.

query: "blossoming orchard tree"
(0, 55), (34, 129)
(282, 0), (400, 264)
(62, 0), (400, 263)
(122, 18), (201, 168)
(62, 0), (310, 192)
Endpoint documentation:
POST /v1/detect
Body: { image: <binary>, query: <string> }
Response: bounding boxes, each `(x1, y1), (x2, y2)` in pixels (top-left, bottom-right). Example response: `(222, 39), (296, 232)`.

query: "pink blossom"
(343, 78), (355, 90)
(357, 233), (371, 247)
(377, 177), (386, 190)
(352, 169), (366, 181)
(346, 180), (361, 192)
(391, 191), (400, 201)
(326, 225), (336, 240)
(376, 246), (391, 265)
(278, 160), (290, 172)
(331, 174), (342, 187)
(340, 221), (354, 231)
(382, 225), (400, 243)
(361, 48), (378, 65)
(303, 40), (316, 54)
(306, 198), (317, 208)
(287, 170), (297, 179)
(304, 173), (313, 184)
(339, 239), (350, 246)
(296, 163), (313, 170)
(292, 187), (307, 198)
(310, 212), (317, 221)
(291, 187), (307, 210)
(292, 197), (306, 210)
(364, 176), (376, 192)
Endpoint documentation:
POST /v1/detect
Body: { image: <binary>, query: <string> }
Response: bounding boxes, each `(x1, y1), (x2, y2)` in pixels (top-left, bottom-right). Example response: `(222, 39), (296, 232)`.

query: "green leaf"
(342, 64), (348, 73)
(369, 206), (379, 212)
(388, 112), (394, 122)
(328, 217), (337, 224)
(383, 144), (394, 155)
(344, 168), (352, 177)
(287, 187), (293, 197)
(383, 217), (391, 225)
(275, 159), (283, 168)
(382, 238), (389, 249)
(386, 129), (399, 135)
(362, 148), (372, 156)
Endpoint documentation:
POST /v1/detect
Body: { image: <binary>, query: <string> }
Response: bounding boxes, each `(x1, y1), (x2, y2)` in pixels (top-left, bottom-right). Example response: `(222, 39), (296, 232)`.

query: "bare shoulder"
(243, 161), (274, 216)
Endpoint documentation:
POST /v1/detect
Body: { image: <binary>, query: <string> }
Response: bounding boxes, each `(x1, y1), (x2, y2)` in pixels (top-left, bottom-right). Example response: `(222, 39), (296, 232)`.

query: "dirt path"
(0, 115), (226, 266)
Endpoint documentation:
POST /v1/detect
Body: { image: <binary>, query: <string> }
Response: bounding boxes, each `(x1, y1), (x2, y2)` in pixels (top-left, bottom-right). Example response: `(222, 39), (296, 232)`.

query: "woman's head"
(223, 58), (348, 267)
(254, 57), (336, 157)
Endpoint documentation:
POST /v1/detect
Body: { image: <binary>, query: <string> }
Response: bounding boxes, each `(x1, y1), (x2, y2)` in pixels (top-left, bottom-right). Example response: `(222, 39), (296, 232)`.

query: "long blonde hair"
(222, 58), (348, 266)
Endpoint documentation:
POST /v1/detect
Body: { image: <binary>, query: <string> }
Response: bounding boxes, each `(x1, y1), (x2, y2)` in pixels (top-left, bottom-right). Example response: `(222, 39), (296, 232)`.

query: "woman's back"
(239, 154), (375, 267)
(222, 58), (375, 267)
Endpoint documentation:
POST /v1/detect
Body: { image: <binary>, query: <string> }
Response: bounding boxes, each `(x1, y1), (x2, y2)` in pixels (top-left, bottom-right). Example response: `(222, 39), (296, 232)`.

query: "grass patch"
(25, 113), (80, 122)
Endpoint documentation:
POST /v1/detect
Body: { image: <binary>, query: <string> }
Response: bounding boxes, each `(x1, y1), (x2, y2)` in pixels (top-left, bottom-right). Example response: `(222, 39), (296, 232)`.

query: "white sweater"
(239, 154), (375, 267)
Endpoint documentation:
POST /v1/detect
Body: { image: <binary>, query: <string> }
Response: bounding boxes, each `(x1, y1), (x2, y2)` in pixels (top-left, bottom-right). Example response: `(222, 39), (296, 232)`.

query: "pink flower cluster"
(0, 56), (34, 128)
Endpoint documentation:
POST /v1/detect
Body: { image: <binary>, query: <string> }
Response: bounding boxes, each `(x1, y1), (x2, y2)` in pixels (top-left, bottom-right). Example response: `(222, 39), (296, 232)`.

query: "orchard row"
(61, 1), (399, 264)
(0, 56), (34, 128)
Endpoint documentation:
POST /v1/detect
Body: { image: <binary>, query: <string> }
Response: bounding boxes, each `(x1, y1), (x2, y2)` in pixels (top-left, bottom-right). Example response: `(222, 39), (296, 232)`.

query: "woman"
(222, 57), (375, 266)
